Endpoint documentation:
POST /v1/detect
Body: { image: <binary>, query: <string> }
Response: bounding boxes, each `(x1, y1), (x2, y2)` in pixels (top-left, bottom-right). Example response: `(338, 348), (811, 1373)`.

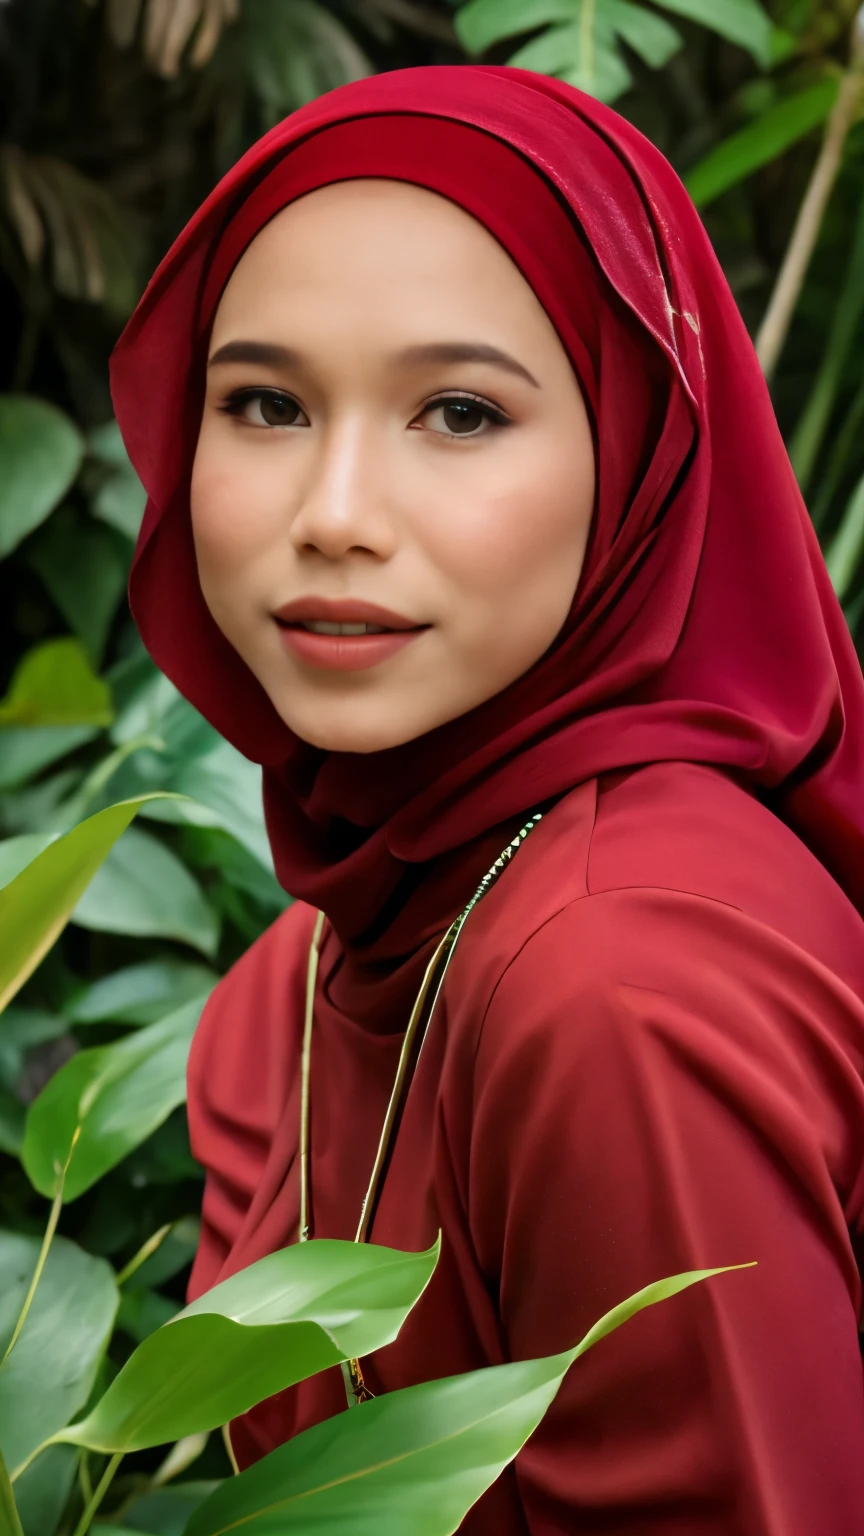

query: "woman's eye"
(420, 397), (506, 438)
(223, 390), (308, 428)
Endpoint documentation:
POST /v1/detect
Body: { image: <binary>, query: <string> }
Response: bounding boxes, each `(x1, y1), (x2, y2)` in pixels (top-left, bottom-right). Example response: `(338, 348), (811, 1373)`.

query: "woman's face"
(192, 179), (595, 753)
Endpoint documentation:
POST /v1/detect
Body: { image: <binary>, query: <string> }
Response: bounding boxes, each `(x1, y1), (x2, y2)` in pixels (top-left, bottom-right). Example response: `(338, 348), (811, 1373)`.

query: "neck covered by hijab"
(114, 66), (864, 990)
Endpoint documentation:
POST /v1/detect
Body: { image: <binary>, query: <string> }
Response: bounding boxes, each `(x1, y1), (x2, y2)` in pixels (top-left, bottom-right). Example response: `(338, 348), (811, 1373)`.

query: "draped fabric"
(113, 67), (864, 996)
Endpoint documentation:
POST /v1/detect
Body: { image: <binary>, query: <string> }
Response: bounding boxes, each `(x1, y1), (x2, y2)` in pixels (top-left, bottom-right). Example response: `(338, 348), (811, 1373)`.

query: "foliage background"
(0, 0), (862, 1531)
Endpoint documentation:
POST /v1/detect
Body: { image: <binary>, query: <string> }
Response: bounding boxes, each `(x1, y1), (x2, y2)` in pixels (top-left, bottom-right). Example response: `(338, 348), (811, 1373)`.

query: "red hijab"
(113, 65), (864, 979)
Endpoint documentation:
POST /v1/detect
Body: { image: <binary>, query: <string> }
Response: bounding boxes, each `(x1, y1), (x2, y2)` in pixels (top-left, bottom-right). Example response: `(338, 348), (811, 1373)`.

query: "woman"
(112, 65), (864, 1533)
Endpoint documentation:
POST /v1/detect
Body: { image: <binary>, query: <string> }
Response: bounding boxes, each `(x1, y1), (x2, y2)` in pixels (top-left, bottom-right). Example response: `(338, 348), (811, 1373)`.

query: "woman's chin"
(279, 704), (429, 755)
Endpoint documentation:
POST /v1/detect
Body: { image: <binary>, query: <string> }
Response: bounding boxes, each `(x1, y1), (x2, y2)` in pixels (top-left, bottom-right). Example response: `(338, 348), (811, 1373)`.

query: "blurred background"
(0, 0), (863, 1527)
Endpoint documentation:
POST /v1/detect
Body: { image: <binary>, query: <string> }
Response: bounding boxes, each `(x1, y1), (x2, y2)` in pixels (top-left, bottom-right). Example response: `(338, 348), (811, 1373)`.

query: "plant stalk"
(1, 1127), (80, 1369)
(756, 12), (864, 380)
(115, 1223), (173, 1287)
(70, 1452), (122, 1536)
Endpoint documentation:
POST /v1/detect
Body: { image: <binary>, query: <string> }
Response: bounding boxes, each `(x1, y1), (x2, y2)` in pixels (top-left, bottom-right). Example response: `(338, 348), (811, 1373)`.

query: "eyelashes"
(217, 386), (511, 438)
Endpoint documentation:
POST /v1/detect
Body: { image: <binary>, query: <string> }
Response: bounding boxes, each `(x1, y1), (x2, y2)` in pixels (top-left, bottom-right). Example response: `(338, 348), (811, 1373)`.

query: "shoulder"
(460, 763), (864, 1087)
(481, 763), (864, 994)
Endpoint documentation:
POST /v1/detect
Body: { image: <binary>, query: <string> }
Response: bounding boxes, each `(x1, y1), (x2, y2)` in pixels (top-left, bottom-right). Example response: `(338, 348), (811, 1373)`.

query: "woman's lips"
(273, 596), (428, 672)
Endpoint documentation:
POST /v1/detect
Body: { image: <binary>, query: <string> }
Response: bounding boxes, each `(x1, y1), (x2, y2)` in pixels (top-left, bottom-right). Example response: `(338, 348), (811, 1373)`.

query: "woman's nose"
(288, 417), (398, 562)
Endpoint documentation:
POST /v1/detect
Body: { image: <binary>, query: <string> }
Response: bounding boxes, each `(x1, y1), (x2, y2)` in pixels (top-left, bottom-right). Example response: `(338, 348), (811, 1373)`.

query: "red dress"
(187, 762), (864, 1534)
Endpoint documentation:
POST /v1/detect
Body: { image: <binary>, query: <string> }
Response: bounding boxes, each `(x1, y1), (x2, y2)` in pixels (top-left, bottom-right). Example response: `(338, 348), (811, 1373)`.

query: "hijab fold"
(113, 66), (864, 981)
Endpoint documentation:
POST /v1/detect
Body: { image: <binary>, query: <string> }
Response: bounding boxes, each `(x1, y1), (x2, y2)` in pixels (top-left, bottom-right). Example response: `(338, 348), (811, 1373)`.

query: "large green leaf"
(141, 741), (273, 869)
(0, 796), (169, 1015)
(12, 1446), (76, 1536)
(0, 836), (55, 888)
(57, 1239), (440, 1454)
(21, 995), (210, 1201)
(0, 726), (98, 793)
(0, 1229), (117, 1479)
(656, 0), (771, 65)
(0, 395), (84, 558)
(68, 959), (218, 1027)
(0, 639), (112, 728)
(72, 824), (220, 956)
(684, 78), (838, 208)
(28, 507), (130, 665)
(187, 1266), (748, 1536)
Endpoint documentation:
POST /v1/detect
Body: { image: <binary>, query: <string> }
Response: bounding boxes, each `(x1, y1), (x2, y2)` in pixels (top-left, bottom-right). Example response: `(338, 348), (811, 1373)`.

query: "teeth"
(300, 620), (387, 636)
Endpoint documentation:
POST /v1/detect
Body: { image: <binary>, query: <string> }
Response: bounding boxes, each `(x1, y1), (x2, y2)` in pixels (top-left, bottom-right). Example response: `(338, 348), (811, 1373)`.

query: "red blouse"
(187, 761), (864, 1533)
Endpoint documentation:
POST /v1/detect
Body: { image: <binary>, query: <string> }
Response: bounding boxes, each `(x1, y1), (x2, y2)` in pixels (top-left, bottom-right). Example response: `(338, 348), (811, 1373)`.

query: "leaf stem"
(756, 12), (864, 380)
(70, 1452), (122, 1536)
(115, 1223), (173, 1287)
(79, 734), (165, 810)
(1, 1127), (80, 1369)
(0, 1443), (24, 1536)
(77, 1451), (93, 1507)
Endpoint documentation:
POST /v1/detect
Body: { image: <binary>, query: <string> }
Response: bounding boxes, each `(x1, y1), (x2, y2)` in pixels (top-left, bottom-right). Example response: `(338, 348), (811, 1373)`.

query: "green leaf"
(141, 740), (273, 869)
(607, 0), (681, 67)
(187, 1265), (750, 1536)
(455, 0), (680, 78)
(826, 470), (864, 603)
(88, 419), (148, 540)
(29, 507), (129, 666)
(656, 0), (771, 64)
(68, 959), (218, 1026)
(0, 726), (98, 793)
(455, 0), (578, 55)
(110, 1481), (219, 1536)
(57, 1239), (440, 1454)
(0, 796), (168, 1015)
(0, 639), (113, 728)
(21, 995), (210, 1201)
(0, 395), (84, 559)
(0, 1229), (117, 1479)
(0, 836), (56, 888)
(684, 78), (838, 208)
(13, 1446), (76, 1536)
(509, 18), (633, 102)
(72, 825), (220, 957)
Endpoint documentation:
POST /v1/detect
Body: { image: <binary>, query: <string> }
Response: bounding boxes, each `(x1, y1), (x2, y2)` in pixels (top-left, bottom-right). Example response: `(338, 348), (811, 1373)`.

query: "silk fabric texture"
(113, 66), (864, 1005)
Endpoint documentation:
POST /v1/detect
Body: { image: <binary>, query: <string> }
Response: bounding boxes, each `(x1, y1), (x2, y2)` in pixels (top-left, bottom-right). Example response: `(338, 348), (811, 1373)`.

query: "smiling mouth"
(273, 601), (427, 672)
(291, 620), (390, 636)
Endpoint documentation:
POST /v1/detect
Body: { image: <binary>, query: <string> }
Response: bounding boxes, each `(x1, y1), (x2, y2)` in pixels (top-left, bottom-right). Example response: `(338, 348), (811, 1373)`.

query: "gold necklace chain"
(298, 810), (543, 1405)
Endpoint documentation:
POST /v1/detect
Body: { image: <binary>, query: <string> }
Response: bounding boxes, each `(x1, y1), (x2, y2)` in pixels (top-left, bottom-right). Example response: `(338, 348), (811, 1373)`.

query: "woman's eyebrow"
(208, 340), (301, 368)
(207, 337), (540, 388)
(396, 342), (540, 388)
